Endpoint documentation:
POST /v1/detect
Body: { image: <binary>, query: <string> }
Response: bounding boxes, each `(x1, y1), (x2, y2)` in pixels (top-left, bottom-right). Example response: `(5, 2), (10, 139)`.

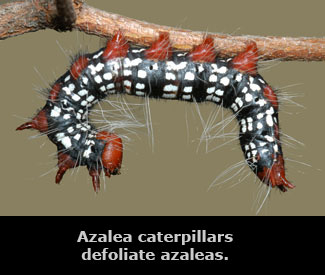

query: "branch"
(1, 0), (325, 61)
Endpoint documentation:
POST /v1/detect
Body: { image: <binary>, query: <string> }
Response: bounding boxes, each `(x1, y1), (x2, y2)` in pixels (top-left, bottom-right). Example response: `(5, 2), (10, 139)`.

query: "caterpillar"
(16, 31), (294, 193)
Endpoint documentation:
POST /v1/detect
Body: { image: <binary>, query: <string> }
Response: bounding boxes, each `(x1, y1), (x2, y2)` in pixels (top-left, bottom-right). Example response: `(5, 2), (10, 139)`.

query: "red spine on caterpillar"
(70, 55), (89, 80)
(56, 153), (77, 184)
(189, 36), (216, 63)
(145, 32), (172, 60)
(16, 109), (48, 133)
(263, 85), (278, 110)
(49, 83), (62, 102)
(103, 31), (129, 61)
(96, 131), (123, 177)
(258, 154), (295, 192)
(231, 41), (258, 76)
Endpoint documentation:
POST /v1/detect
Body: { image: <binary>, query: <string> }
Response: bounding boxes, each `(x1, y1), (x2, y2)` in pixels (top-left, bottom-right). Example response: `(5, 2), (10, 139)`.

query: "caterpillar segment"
(17, 31), (294, 192)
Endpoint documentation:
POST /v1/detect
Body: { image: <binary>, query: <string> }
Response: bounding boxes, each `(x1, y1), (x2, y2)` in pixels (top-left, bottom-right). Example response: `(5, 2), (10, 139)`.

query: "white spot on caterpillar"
(82, 77), (88, 85)
(266, 107), (275, 115)
(206, 95), (213, 101)
(209, 74), (218, 82)
(231, 103), (238, 112)
(63, 114), (71, 120)
(72, 94), (81, 101)
(50, 106), (61, 117)
(93, 51), (103, 59)
(103, 72), (113, 80)
(257, 99), (267, 107)
(100, 86), (106, 92)
(95, 63), (104, 72)
(166, 72), (176, 80)
(163, 84), (178, 92)
(136, 83), (145, 90)
(245, 93), (253, 102)
(135, 91), (145, 96)
(94, 75), (102, 84)
(235, 73), (242, 82)
(274, 144), (279, 152)
(266, 115), (274, 127)
(183, 86), (193, 93)
(261, 149), (269, 154)
(185, 72), (195, 81)
(64, 75), (70, 82)
(250, 83), (261, 91)
(138, 70), (147, 79)
(212, 96), (220, 103)
(78, 89), (88, 96)
(215, 89), (224, 96)
(73, 133), (81, 141)
(68, 84), (75, 92)
(207, 87), (215, 94)
(257, 122), (263, 129)
(61, 136), (72, 149)
(87, 95), (95, 102)
(167, 61), (187, 71)
(67, 126), (74, 133)
(62, 87), (71, 95)
(250, 142), (256, 149)
(241, 87), (248, 94)
(124, 80), (132, 87)
(162, 93), (177, 99)
(216, 66), (228, 74)
(123, 70), (132, 76)
(235, 97), (243, 108)
(265, 135), (274, 142)
(220, 77), (230, 86)
(183, 94), (191, 100)
(131, 58), (142, 66)
(83, 146), (92, 158)
(132, 48), (145, 53)
(123, 58), (131, 68)
(257, 113), (264, 119)
(106, 83), (115, 90)
(198, 64), (204, 73)
(152, 63), (159, 70)
(81, 100), (88, 106)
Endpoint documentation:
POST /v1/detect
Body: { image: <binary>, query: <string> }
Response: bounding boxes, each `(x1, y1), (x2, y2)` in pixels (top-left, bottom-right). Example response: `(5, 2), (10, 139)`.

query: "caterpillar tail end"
(258, 155), (295, 192)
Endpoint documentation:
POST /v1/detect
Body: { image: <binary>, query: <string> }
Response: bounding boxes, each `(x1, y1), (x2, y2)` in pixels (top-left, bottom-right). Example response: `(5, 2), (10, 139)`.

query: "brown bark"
(1, 0), (324, 61)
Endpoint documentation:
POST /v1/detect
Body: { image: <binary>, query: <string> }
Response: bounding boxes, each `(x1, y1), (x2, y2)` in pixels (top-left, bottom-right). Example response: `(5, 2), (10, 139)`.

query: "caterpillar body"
(17, 31), (294, 193)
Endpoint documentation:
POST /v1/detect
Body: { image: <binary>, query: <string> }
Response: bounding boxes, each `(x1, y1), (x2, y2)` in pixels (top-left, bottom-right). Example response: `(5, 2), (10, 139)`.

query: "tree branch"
(1, 0), (325, 61)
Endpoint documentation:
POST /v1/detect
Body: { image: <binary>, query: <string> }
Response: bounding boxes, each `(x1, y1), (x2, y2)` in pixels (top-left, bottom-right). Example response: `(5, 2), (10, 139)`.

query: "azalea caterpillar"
(16, 31), (294, 193)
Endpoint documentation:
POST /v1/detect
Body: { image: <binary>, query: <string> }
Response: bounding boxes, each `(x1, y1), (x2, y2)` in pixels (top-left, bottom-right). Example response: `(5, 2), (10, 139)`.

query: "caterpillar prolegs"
(16, 31), (294, 193)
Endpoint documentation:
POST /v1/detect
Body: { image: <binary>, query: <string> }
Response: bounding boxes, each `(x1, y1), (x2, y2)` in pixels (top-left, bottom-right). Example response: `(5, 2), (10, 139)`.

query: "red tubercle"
(96, 131), (123, 176)
(263, 85), (278, 110)
(189, 36), (216, 63)
(49, 83), (62, 102)
(55, 153), (77, 184)
(16, 109), (48, 133)
(231, 41), (259, 76)
(145, 32), (172, 61)
(70, 55), (89, 80)
(103, 31), (129, 61)
(257, 154), (295, 192)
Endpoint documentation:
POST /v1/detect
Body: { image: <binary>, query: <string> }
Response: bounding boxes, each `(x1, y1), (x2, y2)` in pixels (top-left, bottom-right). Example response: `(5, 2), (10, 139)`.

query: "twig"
(53, 0), (77, 31)
(0, 0), (324, 61)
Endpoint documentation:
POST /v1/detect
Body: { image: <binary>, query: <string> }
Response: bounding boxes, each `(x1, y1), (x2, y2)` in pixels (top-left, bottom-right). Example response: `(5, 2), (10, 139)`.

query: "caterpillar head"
(255, 148), (294, 192)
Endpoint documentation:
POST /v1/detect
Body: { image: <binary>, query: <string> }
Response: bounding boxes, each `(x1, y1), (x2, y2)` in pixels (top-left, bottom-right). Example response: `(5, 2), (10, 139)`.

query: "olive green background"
(0, 0), (324, 215)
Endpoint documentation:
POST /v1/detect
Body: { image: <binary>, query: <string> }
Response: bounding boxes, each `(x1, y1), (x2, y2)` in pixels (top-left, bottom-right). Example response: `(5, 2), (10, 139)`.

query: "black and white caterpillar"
(16, 31), (294, 192)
